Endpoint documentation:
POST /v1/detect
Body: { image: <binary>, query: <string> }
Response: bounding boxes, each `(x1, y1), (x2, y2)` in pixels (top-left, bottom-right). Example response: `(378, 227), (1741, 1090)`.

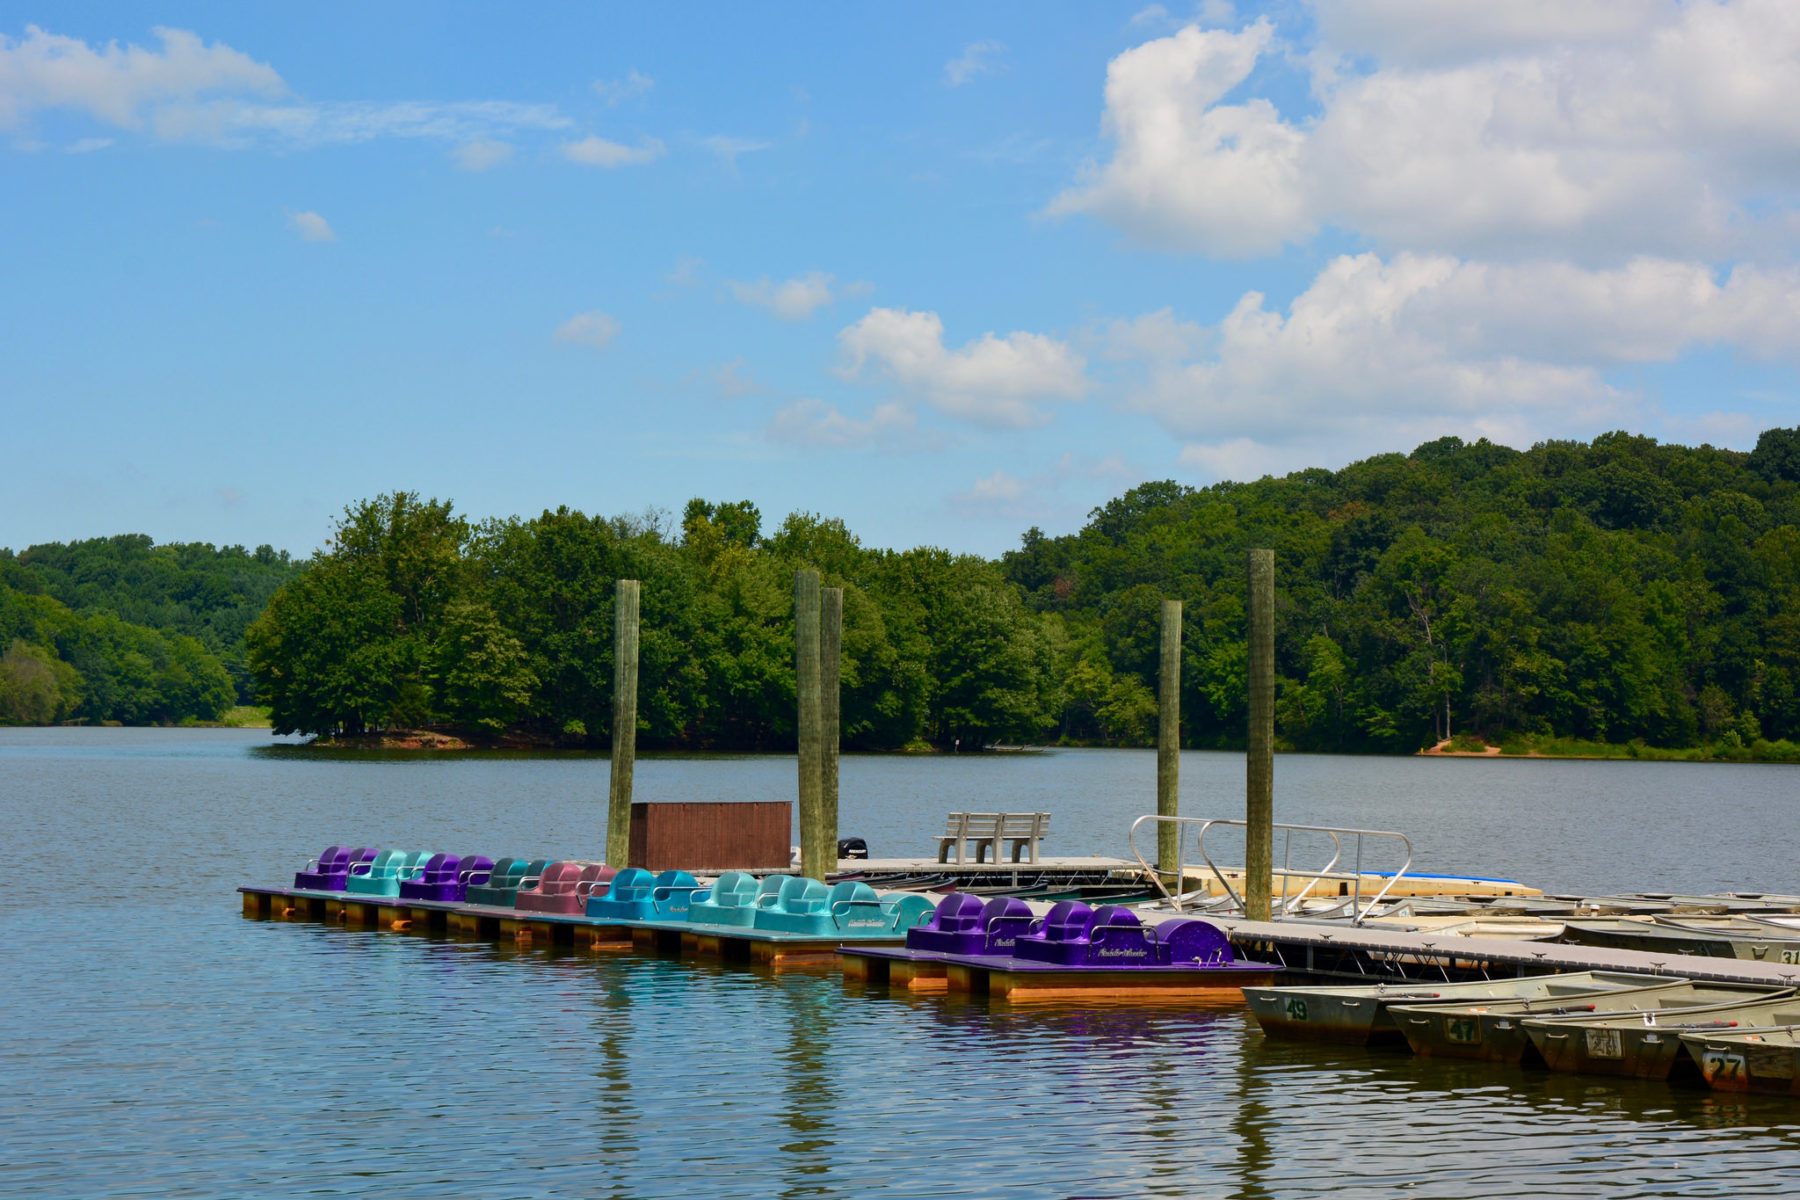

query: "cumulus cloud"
(286, 210), (335, 242)
(766, 398), (918, 449)
(1053, 3), (1800, 261)
(452, 138), (512, 171)
(945, 40), (1006, 87)
(1109, 251), (1800, 478)
(727, 271), (861, 321)
(0, 24), (283, 129)
(592, 69), (653, 105)
(562, 134), (663, 166)
(838, 307), (1089, 429)
(553, 310), (620, 348)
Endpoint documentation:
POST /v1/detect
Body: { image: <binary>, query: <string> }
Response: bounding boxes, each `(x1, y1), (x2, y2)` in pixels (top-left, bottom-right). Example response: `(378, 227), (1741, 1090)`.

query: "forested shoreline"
(7, 428), (1800, 760)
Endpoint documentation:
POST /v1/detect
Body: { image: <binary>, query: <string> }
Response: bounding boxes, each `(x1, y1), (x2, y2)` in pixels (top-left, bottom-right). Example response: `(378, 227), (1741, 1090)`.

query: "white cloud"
(838, 307), (1089, 429)
(286, 210), (335, 242)
(553, 311), (620, 348)
(727, 271), (854, 321)
(452, 138), (512, 171)
(592, 69), (653, 105)
(0, 25), (283, 129)
(64, 136), (111, 154)
(1111, 251), (1800, 477)
(1054, 3), (1800, 261)
(945, 40), (1006, 87)
(766, 398), (918, 449)
(1049, 21), (1306, 257)
(0, 26), (572, 150)
(562, 134), (663, 166)
(1129, 6), (1174, 29)
(701, 134), (771, 168)
(666, 255), (704, 286)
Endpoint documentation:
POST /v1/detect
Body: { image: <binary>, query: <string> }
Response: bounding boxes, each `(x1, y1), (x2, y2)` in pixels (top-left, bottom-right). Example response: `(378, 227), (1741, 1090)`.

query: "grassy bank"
(186, 705), (273, 729)
(1430, 731), (1800, 763)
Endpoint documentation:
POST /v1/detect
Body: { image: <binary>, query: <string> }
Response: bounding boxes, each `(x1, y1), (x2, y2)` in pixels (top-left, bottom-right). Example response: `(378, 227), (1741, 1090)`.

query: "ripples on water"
(4, 728), (1799, 1198)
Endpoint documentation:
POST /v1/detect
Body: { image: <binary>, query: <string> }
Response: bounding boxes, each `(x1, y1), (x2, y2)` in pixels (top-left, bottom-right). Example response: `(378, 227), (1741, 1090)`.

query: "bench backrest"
(963, 813), (1002, 837)
(941, 812), (967, 836)
(999, 812), (1046, 838)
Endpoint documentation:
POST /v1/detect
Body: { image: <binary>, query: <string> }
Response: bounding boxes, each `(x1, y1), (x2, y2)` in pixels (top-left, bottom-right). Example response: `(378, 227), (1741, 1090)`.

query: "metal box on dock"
(628, 801), (792, 872)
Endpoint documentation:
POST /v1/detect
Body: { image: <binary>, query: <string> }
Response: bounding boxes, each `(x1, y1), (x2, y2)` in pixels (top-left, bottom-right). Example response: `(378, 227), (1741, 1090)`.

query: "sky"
(4, 1), (1800, 558)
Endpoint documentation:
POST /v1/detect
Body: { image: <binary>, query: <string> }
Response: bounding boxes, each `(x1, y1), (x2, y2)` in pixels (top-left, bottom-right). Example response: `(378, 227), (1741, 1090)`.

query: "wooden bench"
(935, 811), (1050, 865)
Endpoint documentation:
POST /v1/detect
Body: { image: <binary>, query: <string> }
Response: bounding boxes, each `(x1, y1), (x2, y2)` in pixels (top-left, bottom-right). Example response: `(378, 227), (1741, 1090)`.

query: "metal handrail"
(1127, 815), (1414, 926)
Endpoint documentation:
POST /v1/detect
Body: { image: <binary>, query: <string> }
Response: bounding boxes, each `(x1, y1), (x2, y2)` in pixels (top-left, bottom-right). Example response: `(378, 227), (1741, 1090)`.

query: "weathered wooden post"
(606, 578), (641, 866)
(1246, 549), (1275, 921)
(795, 569), (825, 878)
(821, 586), (843, 872)
(1158, 598), (1182, 883)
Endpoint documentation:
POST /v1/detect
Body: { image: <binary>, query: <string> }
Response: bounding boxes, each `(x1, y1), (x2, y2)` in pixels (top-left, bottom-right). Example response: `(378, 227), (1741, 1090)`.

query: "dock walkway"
(1212, 915), (1800, 988)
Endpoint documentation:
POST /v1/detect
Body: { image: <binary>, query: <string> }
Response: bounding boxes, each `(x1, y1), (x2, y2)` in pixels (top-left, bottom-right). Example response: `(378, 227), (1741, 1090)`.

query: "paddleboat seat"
(753, 876), (833, 933)
(456, 855), (495, 895)
(294, 845), (373, 892)
(687, 871), (765, 926)
(1011, 900), (1106, 965)
(346, 849), (431, 898)
(465, 857), (550, 908)
(397, 853), (464, 902)
(515, 861), (616, 915)
(907, 894), (1037, 955)
(585, 868), (701, 921)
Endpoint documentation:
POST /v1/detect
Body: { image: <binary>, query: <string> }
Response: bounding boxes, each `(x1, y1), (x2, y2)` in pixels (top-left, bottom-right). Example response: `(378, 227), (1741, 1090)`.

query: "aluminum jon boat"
(1388, 980), (1777, 1063)
(1681, 1025), (1800, 1095)
(1245, 971), (1667, 1045)
(1524, 991), (1800, 1079)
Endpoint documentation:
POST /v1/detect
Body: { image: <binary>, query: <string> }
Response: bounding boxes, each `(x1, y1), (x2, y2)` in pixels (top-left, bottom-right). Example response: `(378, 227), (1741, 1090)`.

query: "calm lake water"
(5, 727), (1800, 1198)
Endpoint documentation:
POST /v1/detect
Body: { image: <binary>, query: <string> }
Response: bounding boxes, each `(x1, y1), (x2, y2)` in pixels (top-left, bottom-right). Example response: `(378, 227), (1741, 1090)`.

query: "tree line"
(10, 427), (1800, 754)
(0, 537), (300, 725)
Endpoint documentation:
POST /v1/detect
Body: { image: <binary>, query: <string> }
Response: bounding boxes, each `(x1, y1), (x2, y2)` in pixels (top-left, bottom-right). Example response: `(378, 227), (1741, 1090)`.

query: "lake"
(4, 727), (1799, 1198)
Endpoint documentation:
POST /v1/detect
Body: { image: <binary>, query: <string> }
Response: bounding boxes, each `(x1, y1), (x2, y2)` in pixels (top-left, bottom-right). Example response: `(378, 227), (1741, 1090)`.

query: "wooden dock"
(1212, 915), (1800, 989)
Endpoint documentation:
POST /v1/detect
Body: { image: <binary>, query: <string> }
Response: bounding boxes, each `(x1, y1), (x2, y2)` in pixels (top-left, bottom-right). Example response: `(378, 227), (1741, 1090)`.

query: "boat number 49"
(1283, 998), (1308, 1022)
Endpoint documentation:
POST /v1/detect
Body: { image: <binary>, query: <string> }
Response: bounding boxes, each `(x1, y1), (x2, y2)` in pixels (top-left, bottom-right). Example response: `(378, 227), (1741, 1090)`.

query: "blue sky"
(4, 2), (1799, 557)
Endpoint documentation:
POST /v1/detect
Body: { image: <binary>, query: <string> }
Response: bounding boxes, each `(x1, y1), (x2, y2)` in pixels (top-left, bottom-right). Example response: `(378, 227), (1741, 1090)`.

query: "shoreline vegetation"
(8, 428), (1800, 765)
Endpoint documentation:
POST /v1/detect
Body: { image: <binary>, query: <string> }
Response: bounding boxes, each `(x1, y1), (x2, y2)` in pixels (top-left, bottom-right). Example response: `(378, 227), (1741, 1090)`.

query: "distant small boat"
(1526, 991), (1800, 1079)
(1683, 1024), (1800, 1094)
(1244, 971), (1665, 1044)
(1390, 980), (1777, 1063)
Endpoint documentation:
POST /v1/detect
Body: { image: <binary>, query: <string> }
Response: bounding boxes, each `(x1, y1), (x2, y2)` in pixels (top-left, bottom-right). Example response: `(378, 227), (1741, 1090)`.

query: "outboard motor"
(837, 836), (869, 860)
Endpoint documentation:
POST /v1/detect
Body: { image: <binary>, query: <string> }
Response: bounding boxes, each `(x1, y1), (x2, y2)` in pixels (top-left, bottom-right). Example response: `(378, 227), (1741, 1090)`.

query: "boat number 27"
(1283, 998), (1309, 1022)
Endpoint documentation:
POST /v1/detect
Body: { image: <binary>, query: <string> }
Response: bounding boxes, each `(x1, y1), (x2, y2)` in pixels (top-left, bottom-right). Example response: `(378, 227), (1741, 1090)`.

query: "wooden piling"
(1158, 598), (1182, 880)
(795, 569), (825, 879)
(821, 586), (843, 871)
(606, 578), (641, 867)
(1246, 549), (1275, 922)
